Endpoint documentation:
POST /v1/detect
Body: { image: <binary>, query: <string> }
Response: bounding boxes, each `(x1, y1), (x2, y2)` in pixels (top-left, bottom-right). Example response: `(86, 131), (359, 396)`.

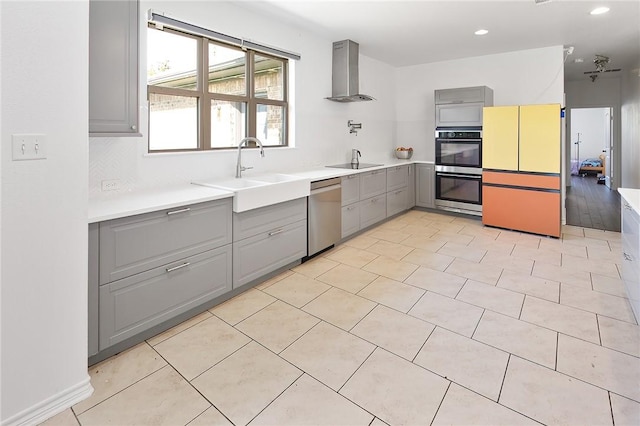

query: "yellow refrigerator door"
(482, 106), (519, 171)
(519, 104), (561, 173)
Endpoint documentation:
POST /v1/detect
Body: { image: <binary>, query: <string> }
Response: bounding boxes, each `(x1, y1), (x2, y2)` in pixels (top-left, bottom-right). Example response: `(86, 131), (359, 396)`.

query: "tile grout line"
(75, 343), (169, 417)
(495, 353), (511, 404)
(428, 381), (452, 426)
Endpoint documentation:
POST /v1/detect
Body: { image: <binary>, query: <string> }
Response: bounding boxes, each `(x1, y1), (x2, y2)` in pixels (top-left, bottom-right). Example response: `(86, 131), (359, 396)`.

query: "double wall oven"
(435, 129), (483, 216)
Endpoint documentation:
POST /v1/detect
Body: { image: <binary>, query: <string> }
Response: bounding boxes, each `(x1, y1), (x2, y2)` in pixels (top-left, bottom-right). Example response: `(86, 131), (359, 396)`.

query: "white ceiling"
(242, 0), (640, 82)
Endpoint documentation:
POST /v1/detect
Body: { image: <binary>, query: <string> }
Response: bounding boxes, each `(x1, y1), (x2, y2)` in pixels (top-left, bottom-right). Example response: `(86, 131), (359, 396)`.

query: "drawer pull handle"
(166, 262), (190, 273)
(395, 190), (402, 194)
(167, 207), (191, 215)
(268, 229), (284, 236)
(347, 206), (355, 211)
(624, 203), (632, 210)
(371, 198), (378, 203)
(348, 175), (357, 179)
(623, 253), (633, 261)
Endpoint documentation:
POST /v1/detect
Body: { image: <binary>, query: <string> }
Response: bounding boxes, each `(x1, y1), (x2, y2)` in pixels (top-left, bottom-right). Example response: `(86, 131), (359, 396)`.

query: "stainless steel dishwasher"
(308, 177), (342, 257)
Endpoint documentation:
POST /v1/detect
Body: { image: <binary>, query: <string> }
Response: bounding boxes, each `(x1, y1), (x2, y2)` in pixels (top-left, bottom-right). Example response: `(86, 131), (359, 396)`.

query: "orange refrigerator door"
(482, 184), (561, 238)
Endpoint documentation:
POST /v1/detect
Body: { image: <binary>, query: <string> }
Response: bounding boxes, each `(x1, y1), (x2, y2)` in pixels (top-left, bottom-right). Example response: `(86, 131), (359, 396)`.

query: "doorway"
(566, 107), (620, 231)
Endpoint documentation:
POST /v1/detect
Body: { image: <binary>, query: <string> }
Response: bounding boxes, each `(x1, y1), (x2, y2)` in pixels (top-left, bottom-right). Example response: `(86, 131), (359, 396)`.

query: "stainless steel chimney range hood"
(326, 40), (375, 103)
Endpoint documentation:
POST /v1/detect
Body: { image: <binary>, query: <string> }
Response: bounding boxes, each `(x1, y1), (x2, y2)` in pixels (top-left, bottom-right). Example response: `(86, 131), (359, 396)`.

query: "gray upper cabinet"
(434, 86), (493, 105)
(89, 0), (140, 136)
(435, 103), (485, 128)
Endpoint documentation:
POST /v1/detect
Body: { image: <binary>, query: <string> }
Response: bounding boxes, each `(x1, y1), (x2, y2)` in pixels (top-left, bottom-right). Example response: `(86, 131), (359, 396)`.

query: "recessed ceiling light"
(475, 29), (489, 36)
(590, 7), (610, 15)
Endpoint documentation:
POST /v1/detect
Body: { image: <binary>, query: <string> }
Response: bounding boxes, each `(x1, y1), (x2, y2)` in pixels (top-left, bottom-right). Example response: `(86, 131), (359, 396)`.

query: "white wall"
(620, 67), (640, 189)
(0, 2), (92, 424)
(570, 108), (609, 161)
(88, 0), (397, 194)
(395, 46), (565, 161)
(565, 77), (622, 189)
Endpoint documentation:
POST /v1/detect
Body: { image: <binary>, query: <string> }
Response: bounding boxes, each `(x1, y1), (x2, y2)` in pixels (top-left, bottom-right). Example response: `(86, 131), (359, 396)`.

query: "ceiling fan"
(584, 55), (621, 75)
(583, 55), (621, 82)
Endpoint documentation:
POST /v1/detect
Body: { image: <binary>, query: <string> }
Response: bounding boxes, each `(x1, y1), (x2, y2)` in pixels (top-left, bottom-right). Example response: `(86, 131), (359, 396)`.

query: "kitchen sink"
(205, 179), (268, 190)
(251, 173), (300, 183)
(192, 174), (310, 212)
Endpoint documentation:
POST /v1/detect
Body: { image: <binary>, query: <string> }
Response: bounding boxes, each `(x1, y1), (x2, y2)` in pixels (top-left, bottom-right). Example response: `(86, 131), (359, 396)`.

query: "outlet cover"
(101, 179), (121, 191)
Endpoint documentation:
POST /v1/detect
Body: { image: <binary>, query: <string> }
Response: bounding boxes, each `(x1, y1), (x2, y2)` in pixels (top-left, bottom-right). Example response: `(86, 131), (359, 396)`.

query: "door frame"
(566, 104), (620, 191)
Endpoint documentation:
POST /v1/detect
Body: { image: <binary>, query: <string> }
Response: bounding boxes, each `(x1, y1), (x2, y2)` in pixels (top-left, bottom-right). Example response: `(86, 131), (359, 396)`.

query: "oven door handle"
(437, 173), (482, 179)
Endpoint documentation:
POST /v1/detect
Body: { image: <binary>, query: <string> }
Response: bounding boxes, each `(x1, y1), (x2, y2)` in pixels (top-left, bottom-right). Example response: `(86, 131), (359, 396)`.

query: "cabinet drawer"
(360, 195), (387, 229)
(387, 165), (409, 192)
(99, 245), (232, 349)
(342, 204), (360, 238)
(360, 169), (387, 200)
(233, 197), (306, 242)
(99, 199), (232, 285)
(233, 220), (307, 288)
(341, 174), (360, 206)
(483, 185), (560, 237)
(387, 188), (408, 217)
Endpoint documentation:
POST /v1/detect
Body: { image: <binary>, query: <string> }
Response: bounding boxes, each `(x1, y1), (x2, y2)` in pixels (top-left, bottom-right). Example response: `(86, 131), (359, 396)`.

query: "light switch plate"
(12, 134), (47, 160)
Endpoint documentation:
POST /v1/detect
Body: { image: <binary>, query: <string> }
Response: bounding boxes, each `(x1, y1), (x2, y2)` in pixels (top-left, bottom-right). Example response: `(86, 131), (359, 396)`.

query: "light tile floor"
(44, 210), (640, 426)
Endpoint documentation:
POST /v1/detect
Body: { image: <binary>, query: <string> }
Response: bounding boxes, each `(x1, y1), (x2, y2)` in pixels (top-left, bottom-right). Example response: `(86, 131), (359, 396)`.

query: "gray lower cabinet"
(99, 245), (232, 349)
(342, 204), (360, 238)
(386, 165), (410, 218)
(89, 197), (233, 356)
(88, 223), (100, 357)
(407, 164), (416, 208)
(416, 164), (435, 208)
(360, 169), (387, 200)
(89, 0), (139, 136)
(621, 199), (640, 322)
(233, 221), (306, 288)
(386, 165), (409, 192)
(99, 199), (232, 284)
(341, 174), (360, 206)
(360, 195), (387, 229)
(387, 188), (408, 217)
(232, 198), (307, 288)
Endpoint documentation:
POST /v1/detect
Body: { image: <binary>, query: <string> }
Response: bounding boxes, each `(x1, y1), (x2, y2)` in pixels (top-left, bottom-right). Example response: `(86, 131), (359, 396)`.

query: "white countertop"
(88, 160), (434, 223)
(89, 184), (233, 223)
(619, 188), (640, 214)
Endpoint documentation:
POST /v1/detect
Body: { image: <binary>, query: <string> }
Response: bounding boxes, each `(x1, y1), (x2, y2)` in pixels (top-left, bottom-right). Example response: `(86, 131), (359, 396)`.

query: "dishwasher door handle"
(310, 184), (341, 195)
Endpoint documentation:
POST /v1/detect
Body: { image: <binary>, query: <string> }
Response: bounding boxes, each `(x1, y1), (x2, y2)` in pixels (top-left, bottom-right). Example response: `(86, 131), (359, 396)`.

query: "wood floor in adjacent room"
(566, 175), (621, 232)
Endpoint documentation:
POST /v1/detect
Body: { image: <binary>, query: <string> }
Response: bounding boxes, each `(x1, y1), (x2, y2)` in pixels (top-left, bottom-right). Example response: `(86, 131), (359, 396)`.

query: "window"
(147, 25), (290, 152)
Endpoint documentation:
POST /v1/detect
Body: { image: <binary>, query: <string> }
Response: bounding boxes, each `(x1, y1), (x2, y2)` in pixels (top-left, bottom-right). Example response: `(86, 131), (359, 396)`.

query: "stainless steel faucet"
(236, 137), (265, 178)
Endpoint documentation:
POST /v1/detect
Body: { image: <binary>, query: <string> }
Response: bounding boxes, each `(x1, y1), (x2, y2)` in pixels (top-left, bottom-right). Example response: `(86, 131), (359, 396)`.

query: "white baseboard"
(1, 376), (93, 426)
